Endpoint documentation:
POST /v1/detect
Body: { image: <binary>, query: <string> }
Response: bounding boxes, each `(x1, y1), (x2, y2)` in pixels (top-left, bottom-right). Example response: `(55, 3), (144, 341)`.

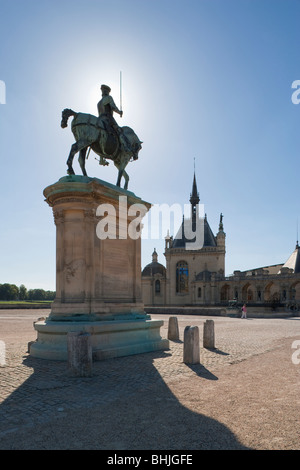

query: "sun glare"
(82, 72), (151, 136)
(86, 84), (101, 115)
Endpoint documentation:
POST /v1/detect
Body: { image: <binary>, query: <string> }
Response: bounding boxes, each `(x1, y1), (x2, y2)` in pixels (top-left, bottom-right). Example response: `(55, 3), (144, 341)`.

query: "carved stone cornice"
(84, 209), (96, 221)
(53, 209), (65, 225)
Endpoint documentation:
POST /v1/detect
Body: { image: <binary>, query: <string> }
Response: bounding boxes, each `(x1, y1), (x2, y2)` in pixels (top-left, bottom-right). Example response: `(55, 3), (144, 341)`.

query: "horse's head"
(132, 140), (142, 160)
(121, 126), (143, 162)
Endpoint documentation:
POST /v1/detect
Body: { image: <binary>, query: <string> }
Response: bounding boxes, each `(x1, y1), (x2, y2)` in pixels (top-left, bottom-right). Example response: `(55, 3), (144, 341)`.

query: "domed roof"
(142, 249), (166, 277)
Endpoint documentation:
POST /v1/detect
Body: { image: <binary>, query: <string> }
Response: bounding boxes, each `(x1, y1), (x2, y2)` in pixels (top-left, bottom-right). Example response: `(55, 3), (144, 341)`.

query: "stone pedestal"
(31, 175), (169, 360)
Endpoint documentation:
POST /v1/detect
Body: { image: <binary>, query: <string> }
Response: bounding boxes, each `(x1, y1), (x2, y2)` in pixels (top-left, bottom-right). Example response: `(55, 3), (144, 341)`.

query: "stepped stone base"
(31, 317), (169, 361)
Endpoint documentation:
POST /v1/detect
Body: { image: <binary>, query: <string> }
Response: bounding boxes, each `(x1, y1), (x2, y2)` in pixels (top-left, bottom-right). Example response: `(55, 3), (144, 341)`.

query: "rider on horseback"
(61, 83), (142, 188)
(97, 85), (132, 160)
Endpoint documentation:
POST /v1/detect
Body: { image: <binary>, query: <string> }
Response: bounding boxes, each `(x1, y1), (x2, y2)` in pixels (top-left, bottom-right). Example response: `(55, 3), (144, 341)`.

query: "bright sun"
(86, 84), (101, 114)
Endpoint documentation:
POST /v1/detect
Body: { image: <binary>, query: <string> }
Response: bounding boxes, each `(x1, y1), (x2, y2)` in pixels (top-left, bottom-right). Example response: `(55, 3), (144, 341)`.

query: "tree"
(0, 283), (55, 301)
(0, 283), (19, 300)
(19, 284), (27, 300)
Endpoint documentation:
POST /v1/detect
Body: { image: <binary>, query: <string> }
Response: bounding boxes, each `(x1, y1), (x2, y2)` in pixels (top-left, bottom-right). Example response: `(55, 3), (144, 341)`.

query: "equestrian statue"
(61, 84), (142, 190)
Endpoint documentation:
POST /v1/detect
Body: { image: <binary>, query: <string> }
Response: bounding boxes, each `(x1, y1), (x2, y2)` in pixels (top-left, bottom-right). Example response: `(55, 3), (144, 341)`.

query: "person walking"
(241, 303), (247, 319)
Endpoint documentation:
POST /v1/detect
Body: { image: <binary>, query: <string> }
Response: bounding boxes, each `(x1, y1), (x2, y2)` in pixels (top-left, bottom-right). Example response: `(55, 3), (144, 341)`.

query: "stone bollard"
(168, 316), (179, 340)
(67, 331), (92, 377)
(183, 326), (200, 364)
(203, 319), (215, 349)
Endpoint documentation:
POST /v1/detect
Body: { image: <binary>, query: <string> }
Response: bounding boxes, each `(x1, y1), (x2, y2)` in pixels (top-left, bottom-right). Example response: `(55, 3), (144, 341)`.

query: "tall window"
(155, 279), (161, 294)
(176, 261), (189, 293)
(221, 284), (230, 301)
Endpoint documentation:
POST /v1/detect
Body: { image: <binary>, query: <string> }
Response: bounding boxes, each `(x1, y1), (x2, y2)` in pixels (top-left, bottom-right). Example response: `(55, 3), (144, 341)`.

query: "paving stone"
(1, 310), (300, 448)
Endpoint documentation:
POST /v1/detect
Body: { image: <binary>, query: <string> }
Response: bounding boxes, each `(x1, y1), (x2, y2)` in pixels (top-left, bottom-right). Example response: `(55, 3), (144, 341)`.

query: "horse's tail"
(61, 108), (77, 128)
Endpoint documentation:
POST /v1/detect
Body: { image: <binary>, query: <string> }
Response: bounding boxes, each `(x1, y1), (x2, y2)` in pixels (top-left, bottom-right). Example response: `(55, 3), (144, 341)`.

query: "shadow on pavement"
(204, 347), (229, 356)
(0, 349), (251, 450)
(185, 363), (218, 380)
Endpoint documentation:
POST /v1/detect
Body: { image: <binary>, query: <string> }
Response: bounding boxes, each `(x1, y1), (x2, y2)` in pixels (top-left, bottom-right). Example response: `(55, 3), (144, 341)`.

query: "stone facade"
(142, 174), (300, 311)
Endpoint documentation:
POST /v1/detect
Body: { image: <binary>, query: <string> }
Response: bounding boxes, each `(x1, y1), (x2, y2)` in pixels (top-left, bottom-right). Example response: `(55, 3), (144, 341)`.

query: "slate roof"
(280, 243), (300, 273)
(172, 216), (217, 249)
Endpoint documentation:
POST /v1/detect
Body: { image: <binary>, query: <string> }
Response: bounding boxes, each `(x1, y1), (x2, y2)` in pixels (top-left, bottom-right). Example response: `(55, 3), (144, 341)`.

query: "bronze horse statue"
(61, 108), (142, 190)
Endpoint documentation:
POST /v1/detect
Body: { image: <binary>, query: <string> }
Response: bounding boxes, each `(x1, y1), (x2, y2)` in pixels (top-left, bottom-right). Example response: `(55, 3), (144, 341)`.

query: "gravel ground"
(0, 309), (300, 451)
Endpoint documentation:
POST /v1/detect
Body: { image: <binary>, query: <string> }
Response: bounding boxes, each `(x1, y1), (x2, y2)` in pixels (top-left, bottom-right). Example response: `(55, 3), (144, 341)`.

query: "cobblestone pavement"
(0, 310), (300, 450)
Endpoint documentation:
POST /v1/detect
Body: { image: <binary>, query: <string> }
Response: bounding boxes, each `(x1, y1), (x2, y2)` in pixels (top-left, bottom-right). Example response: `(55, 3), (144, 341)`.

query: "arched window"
(242, 282), (255, 302)
(247, 289), (253, 301)
(198, 287), (202, 298)
(155, 279), (161, 294)
(257, 290), (262, 300)
(176, 261), (189, 293)
(221, 284), (230, 301)
(282, 289), (286, 301)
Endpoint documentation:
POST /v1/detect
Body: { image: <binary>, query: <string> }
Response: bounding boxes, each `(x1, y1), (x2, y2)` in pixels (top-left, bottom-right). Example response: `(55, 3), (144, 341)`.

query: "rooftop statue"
(61, 84), (142, 190)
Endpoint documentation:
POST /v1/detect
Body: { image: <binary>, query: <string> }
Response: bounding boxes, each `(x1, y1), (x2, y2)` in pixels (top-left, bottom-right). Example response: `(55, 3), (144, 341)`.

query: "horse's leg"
(120, 158), (130, 190)
(67, 142), (78, 175)
(115, 158), (129, 189)
(78, 147), (88, 176)
(116, 167), (123, 187)
(114, 162), (122, 187)
(67, 139), (93, 176)
(123, 169), (129, 190)
(116, 164), (127, 188)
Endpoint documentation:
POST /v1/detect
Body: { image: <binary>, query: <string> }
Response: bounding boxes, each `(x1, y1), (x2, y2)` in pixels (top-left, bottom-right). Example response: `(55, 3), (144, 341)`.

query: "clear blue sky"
(0, 0), (299, 290)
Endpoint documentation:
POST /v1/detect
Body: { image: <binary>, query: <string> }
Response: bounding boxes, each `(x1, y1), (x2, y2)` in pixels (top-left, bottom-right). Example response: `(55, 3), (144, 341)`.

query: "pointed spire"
(189, 170), (199, 233)
(189, 171), (200, 206)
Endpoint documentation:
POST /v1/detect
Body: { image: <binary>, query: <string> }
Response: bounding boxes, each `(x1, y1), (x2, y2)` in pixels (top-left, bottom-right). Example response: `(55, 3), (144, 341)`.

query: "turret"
(165, 230), (173, 250)
(152, 248), (158, 263)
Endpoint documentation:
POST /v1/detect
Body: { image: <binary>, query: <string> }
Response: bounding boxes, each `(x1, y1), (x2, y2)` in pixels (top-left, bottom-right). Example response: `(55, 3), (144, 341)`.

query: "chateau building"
(141, 174), (300, 311)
